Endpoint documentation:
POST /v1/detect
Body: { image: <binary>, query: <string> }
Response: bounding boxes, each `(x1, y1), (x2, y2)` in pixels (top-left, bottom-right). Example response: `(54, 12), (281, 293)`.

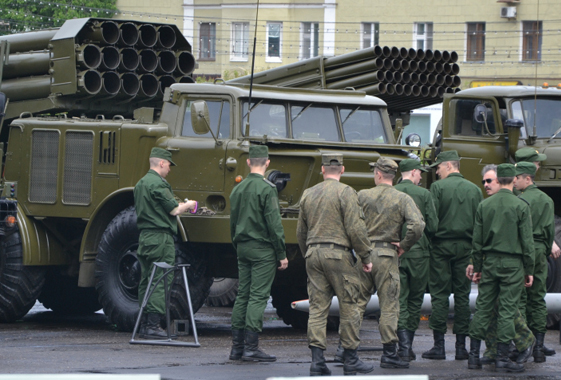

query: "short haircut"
(249, 157), (268, 167)
(497, 176), (514, 185)
(481, 164), (497, 177)
(375, 168), (396, 181)
(149, 157), (162, 167)
(518, 173), (535, 181)
(323, 165), (343, 175)
(449, 160), (460, 170)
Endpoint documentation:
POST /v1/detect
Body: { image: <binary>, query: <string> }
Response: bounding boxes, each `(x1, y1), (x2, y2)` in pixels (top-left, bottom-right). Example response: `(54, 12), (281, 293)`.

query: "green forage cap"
(322, 153), (343, 166)
(150, 147), (176, 166)
(399, 159), (428, 173)
(515, 161), (537, 176)
(515, 147), (546, 162)
(369, 157), (398, 174)
(429, 150), (460, 168)
(497, 163), (516, 177)
(249, 145), (269, 158)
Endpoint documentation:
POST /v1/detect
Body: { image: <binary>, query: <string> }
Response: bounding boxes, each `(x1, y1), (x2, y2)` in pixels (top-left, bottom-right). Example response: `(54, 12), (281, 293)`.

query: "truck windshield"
(513, 98), (561, 138)
(340, 107), (387, 143)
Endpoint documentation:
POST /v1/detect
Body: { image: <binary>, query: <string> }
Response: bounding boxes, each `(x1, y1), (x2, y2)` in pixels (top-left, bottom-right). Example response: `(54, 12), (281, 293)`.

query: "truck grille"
(63, 132), (93, 205)
(30, 130), (59, 203)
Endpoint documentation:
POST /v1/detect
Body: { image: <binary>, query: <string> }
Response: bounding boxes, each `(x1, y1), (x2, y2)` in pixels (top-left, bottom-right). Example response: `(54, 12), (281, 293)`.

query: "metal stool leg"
(131, 264), (159, 340)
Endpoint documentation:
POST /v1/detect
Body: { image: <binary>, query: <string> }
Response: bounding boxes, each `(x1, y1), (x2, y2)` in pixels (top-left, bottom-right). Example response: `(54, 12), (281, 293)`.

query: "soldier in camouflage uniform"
(356, 157), (425, 369)
(297, 153), (374, 376)
(394, 159), (438, 362)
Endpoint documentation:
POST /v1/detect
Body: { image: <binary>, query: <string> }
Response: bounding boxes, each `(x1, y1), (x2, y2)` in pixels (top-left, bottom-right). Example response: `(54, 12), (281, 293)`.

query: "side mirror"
(505, 118), (523, 157)
(473, 104), (488, 123)
(190, 100), (211, 135)
(405, 133), (421, 147)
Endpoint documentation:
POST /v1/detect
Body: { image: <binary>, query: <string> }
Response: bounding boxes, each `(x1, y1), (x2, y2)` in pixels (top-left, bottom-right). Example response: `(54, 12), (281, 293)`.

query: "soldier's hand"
(525, 275), (534, 287)
(363, 263), (372, 273)
(472, 272), (481, 284)
(466, 264), (474, 281)
(391, 242), (405, 257)
(278, 258), (288, 270)
(552, 242), (561, 259)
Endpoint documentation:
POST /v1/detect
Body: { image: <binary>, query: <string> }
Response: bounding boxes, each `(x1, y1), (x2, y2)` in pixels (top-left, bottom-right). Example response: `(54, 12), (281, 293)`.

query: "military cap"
(515, 147), (546, 162)
(322, 153), (343, 166)
(497, 163), (516, 178)
(515, 161), (537, 176)
(369, 157), (398, 174)
(249, 145), (269, 158)
(399, 159), (428, 173)
(150, 147), (176, 166)
(429, 150), (460, 168)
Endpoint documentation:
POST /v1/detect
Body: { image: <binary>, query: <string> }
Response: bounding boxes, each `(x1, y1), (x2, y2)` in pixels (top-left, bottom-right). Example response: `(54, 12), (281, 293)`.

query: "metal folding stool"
(130, 262), (200, 347)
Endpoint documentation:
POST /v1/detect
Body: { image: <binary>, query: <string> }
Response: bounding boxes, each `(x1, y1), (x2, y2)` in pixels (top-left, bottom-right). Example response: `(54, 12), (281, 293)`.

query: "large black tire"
(0, 228), (46, 322)
(546, 216), (561, 329)
(205, 278), (238, 307)
(95, 206), (212, 331)
(38, 268), (101, 315)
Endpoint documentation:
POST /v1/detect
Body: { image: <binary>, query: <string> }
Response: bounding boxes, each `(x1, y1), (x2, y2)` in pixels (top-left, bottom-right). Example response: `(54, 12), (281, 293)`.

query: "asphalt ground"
(1, 301), (561, 380)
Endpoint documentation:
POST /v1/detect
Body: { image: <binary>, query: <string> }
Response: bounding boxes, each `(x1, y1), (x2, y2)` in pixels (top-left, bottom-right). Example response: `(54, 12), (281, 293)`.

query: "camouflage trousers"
(482, 302), (535, 359)
(305, 246), (362, 350)
(358, 248), (400, 344)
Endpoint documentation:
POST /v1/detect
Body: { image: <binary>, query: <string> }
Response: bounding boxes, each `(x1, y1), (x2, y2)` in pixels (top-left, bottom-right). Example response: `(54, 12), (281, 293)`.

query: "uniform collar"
(148, 169), (167, 182)
(498, 188), (513, 194)
(446, 172), (464, 179)
(248, 173), (264, 178)
(400, 179), (414, 185)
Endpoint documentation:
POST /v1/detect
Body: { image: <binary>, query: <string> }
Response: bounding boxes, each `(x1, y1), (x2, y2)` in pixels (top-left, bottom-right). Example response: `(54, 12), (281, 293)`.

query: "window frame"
(522, 20), (542, 62)
(231, 22), (249, 62)
(199, 22), (216, 61)
(413, 22), (433, 50)
(466, 22), (485, 62)
(361, 22), (379, 49)
(266, 22), (283, 63)
(300, 22), (320, 60)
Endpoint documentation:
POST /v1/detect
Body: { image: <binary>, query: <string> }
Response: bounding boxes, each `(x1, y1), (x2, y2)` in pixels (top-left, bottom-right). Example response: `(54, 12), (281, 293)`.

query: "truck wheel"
(546, 216), (561, 329)
(0, 228), (46, 322)
(205, 278), (238, 307)
(38, 268), (101, 314)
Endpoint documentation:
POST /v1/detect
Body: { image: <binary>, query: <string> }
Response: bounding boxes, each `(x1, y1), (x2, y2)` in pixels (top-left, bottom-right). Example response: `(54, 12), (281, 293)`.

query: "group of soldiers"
(296, 146), (558, 375)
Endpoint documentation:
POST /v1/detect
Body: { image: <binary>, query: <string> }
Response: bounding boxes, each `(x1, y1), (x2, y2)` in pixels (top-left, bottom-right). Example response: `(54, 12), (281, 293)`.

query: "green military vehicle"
(0, 19), (419, 329)
(431, 85), (561, 326)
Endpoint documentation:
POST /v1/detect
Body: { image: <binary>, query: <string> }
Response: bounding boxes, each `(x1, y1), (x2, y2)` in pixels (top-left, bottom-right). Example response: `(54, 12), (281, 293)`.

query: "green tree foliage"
(0, 0), (117, 34)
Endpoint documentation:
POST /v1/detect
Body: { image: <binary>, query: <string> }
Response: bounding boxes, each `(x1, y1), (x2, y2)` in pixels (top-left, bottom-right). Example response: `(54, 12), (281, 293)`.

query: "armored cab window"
(450, 99), (498, 137)
(291, 104), (340, 142)
(241, 101), (288, 138)
(340, 107), (387, 143)
(182, 99), (230, 138)
(514, 98), (561, 138)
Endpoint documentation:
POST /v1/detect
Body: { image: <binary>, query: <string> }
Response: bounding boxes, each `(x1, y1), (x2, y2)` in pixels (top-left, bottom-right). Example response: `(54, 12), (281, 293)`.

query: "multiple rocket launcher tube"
(0, 20), (196, 102)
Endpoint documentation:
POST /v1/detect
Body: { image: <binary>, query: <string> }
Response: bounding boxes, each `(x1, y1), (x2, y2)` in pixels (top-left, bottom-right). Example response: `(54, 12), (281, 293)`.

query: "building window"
(301, 22), (319, 60)
(199, 22), (216, 61)
(267, 22), (282, 62)
(522, 21), (542, 61)
(466, 22), (485, 61)
(231, 22), (249, 61)
(362, 22), (379, 49)
(414, 22), (433, 50)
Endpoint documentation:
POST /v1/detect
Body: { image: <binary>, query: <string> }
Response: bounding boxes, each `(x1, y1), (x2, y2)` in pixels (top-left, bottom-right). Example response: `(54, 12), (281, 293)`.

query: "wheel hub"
(119, 249), (141, 297)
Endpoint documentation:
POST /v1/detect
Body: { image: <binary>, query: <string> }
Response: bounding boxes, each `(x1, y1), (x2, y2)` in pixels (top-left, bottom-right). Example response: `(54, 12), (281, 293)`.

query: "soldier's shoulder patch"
(263, 178), (276, 188)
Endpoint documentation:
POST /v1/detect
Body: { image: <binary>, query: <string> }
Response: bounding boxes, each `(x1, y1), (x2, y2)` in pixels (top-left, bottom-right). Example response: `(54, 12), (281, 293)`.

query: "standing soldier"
(229, 145), (288, 362)
(134, 147), (197, 339)
(357, 157), (425, 369)
(297, 153), (373, 376)
(394, 159), (438, 362)
(467, 163), (534, 373)
(423, 150), (483, 361)
(515, 161), (555, 362)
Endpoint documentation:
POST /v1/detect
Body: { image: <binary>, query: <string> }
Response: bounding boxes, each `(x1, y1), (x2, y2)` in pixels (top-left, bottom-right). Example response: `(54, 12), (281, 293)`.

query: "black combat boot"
(144, 313), (168, 339)
(455, 334), (469, 360)
(467, 338), (481, 369)
(480, 354), (495, 365)
(422, 331), (446, 360)
(334, 341), (344, 363)
(495, 342), (524, 372)
(516, 337), (535, 364)
(533, 332), (546, 363)
(343, 349), (374, 375)
(538, 332), (556, 356)
(397, 330), (412, 362)
(310, 346), (331, 376)
(241, 331), (276, 362)
(229, 329), (245, 360)
(381, 343), (409, 368)
(407, 329), (417, 360)
(138, 313), (148, 338)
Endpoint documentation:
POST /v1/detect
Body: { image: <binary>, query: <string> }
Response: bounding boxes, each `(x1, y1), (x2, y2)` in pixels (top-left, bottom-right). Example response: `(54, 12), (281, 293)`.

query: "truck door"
(441, 94), (505, 187)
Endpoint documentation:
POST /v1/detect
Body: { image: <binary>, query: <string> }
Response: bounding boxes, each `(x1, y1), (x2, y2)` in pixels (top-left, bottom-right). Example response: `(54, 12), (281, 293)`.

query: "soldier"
(394, 159), (438, 362)
(423, 150), (483, 360)
(134, 147), (197, 339)
(229, 145), (288, 362)
(357, 157), (425, 369)
(297, 153), (374, 376)
(467, 163), (535, 373)
(515, 161), (555, 362)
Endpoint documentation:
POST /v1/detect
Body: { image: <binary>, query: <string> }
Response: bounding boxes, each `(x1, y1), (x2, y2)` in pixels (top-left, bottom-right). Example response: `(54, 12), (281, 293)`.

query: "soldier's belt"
(309, 243), (350, 251)
(371, 241), (397, 250)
